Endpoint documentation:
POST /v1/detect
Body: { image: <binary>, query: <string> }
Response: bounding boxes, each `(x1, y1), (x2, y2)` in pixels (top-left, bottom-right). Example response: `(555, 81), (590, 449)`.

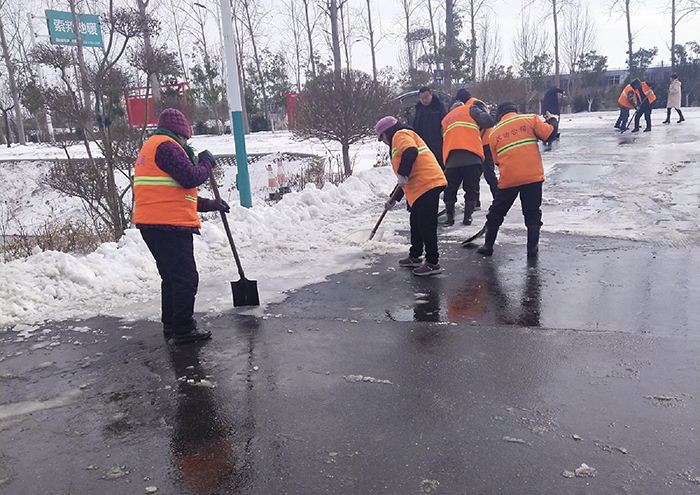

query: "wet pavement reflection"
(168, 343), (236, 494)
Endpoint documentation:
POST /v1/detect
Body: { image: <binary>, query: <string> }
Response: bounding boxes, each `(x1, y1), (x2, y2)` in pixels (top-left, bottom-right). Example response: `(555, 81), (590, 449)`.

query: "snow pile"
(0, 109), (698, 329)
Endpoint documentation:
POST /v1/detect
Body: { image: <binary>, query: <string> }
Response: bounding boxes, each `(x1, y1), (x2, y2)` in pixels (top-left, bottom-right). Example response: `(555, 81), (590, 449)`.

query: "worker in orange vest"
(629, 78), (656, 132)
(376, 115), (447, 276)
(133, 108), (229, 344)
(477, 102), (558, 258)
(614, 83), (635, 130)
(440, 88), (495, 226)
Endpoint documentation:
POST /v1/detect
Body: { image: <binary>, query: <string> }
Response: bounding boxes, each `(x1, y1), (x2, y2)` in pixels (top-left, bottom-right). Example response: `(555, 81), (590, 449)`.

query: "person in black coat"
(412, 87), (447, 167)
(541, 87), (564, 116)
(541, 87), (563, 141)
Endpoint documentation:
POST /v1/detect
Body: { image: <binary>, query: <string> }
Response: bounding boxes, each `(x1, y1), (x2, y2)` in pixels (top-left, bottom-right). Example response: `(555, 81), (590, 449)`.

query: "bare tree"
(608, 0), (636, 75)
(465, 0), (494, 82)
(292, 70), (396, 176)
(0, 6), (26, 145)
(300, 0), (318, 77)
(281, 0), (305, 91)
(476, 13), (502, 82)
(398, 0), (421, 71)
(444, 0), (456, 88)
(236, 0), (272, 125)
(526, 0), (567, 87)
(561, 0), (597, 94)
(322, 0), (347, 81)
(362, 0), (379, 81)
(513, 10), (550, 110)
(669, 0), (698, 70)
(425, 0), (441, 70)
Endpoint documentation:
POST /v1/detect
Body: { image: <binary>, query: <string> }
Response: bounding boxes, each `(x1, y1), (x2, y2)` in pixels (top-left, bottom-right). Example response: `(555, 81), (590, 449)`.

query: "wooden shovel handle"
(208, 171), (246, 279)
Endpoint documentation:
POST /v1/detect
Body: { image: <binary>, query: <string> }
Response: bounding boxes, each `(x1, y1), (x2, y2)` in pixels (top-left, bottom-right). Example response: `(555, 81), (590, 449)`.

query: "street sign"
(434, 69), (444, 83)
(45, 10), (103, 48)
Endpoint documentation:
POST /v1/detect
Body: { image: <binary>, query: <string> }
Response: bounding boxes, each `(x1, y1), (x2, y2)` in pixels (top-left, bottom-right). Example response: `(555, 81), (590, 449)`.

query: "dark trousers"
(615, 106), (630, 128)
(140, 229), (199, 332)
(486, 181), (543, 228)
(444, 164), (482, 205)
(634, 101), (652, 129)
(482, 147), (499, 200)
(409, 186), (444, 265)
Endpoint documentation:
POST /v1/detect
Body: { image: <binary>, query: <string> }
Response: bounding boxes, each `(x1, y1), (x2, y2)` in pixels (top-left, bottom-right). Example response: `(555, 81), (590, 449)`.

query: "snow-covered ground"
(0, 109), (698, 331)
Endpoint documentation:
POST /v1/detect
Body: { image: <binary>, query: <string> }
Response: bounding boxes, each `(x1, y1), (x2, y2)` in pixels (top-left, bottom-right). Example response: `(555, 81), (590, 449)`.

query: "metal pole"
(219, 0), (252, 208)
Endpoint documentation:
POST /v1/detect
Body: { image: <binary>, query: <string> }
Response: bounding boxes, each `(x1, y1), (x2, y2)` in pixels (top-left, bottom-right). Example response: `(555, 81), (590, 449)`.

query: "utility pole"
(219, 0), (252, 208)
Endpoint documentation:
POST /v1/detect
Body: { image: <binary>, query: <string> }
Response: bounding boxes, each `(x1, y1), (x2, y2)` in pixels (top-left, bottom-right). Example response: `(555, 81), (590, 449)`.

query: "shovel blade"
(231, 278), (260, 307)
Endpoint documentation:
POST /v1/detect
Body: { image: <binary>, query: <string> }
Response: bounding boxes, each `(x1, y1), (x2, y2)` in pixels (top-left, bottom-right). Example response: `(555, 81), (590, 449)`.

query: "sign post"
(219, 0), (252, 208)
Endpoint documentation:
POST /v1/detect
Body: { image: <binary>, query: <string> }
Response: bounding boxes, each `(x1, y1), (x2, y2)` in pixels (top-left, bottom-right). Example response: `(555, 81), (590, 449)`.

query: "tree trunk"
(671, 0), (676, 71)
(427, 0), (439, 68)
(470, 0), (477, 81)
(365, 0), (377, 81)
(69, 0), (92, 117)
(342, 140), (351, 176)
(553, 0), (560, 88)
(329, 0), (342, 81)
(0, 16), (26, 145)
(445, 0), (455, 89)
(302, 0), (317, 77)
(402, 0), (414, 70)
(625, 0), (633, 73)
(242, 0), (271, 126)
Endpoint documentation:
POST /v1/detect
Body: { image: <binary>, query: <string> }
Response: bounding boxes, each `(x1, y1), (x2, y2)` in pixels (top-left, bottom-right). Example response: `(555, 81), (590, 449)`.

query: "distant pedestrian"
(440, 88), (494, 226)
(412, 87), (448, 168)
(663, 74), (685, 124)
(541, 87), (564, 140)
(376, 116), (447, 276)
(629, 78), (656, 133)
(477, 103), (558, 258)
(615, 83), (635, 130)
(134, 108), (230, 344)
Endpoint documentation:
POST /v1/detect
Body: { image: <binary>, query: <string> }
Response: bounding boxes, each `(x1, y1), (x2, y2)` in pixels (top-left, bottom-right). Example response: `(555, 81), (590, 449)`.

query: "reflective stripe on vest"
(132, 134), (201, 227)
(497, 137), (538, 156)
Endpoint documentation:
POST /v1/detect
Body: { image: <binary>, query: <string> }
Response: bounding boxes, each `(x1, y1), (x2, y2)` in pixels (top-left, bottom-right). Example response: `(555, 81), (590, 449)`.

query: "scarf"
(154, 128), (196, 164)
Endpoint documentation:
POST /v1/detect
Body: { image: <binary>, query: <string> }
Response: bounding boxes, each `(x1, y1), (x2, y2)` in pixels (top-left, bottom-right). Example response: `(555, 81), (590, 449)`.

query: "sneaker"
(172, 327), (212, 345)
(412, 262), (442, 276)
(399, 256), (423, 268)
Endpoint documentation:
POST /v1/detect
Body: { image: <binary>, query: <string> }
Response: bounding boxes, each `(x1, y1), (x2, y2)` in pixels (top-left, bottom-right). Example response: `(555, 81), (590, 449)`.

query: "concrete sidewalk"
(0, 232), (698, 494)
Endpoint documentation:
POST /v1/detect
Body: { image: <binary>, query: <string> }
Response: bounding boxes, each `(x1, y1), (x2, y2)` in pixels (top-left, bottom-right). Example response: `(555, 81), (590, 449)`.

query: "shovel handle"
(370, 186), (402, 240)
(209, 171), (246, 279)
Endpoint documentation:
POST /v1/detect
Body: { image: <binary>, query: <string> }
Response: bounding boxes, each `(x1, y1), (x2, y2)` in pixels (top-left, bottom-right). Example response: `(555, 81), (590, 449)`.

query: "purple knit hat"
(157, 108), (191, 139)
(375, 116), (397, 140)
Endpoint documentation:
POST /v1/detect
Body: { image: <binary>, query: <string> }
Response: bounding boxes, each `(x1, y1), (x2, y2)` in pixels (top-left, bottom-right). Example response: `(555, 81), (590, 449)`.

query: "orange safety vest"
(441, 98), (486, 162)
(391, 129), (447, 207)
(133, 134), (201, 228)
(488, 113), (553, 190)
(618, 84), (635, 109)
(634, 81), (656, 105)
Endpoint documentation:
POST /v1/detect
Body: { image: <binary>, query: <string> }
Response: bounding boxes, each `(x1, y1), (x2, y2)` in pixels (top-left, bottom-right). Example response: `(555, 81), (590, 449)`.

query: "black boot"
(444, 203), (455, 226)
(677, 110), (685, 123)
(526, 226), (540, 258)
(462, 201), (476, 226)
(477, 224), (499, 255)
(663, 109), (671, 124)
(631, 126), (640, 133)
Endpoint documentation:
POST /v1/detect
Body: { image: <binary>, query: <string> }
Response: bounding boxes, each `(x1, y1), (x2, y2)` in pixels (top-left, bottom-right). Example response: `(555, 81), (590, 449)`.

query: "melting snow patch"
(343, 375), (393, 385)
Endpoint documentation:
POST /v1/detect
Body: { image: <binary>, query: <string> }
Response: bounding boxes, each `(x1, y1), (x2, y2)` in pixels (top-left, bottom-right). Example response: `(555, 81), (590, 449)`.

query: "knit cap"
(375, 116), (398, 140)
(157, 108), (191, 139)
(496, 102), (518, 122)
(455, 88), (471, 103)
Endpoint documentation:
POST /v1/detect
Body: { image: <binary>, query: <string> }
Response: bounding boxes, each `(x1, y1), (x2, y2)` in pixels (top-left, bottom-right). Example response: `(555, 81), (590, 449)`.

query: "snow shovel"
(461, 224), (487, 245)
(208, 173), (260, 307)
(347, 187), (402, 243)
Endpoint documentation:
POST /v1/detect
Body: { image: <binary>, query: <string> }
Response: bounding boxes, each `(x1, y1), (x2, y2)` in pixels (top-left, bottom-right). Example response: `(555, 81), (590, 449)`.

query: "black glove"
(198, 150), (215, 166)
(198, 198), (230, 213)
(214, 199), (230, 213)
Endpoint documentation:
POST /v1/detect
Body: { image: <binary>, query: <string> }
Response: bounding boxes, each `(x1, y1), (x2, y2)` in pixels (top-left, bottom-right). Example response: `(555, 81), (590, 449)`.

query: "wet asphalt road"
(1, 230), (698, 495)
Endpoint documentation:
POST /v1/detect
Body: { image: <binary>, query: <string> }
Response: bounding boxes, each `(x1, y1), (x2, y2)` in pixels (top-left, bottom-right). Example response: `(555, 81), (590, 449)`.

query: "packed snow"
(0, 109), (698, 331)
